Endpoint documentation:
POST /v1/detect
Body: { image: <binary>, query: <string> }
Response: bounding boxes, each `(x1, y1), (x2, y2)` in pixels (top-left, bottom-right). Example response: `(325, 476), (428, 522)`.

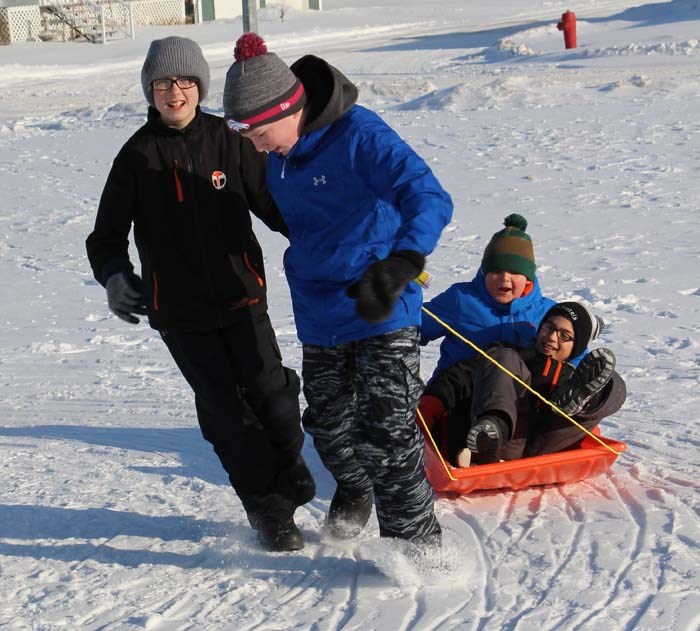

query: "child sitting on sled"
(420, 213), (555, 379)
(418, 213), (555, 431)
(423, 301), (627, 466)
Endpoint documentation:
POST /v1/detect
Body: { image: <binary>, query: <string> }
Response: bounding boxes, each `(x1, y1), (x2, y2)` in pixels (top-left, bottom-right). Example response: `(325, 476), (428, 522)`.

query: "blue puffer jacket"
(267, 56), (453, 347)
(421, 270), (556, 377)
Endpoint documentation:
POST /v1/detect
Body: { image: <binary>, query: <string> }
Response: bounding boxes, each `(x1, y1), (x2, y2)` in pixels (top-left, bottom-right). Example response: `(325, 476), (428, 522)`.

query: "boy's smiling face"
(484, 270), (528, 304)
(535, 314), (575, 362)
(152, 77), (199, 129)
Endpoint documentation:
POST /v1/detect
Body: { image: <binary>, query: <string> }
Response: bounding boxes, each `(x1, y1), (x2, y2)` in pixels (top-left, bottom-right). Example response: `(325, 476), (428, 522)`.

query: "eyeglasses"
(540, 321), (575, 343)
(152, 77), (198, 91)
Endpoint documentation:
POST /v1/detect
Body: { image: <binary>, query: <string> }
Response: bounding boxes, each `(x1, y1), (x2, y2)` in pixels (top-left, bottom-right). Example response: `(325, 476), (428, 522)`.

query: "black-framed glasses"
(540, 321), (575, 343)
(152, 77), (198, 91)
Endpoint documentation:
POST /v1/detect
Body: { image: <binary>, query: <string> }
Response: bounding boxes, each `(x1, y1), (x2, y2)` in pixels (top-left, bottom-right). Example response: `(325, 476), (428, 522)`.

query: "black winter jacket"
(86, 107), (287, 331)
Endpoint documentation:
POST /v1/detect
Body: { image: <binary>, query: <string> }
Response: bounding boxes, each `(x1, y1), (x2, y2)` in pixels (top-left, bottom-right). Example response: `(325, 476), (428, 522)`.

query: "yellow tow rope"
(420, 305), (621, 456)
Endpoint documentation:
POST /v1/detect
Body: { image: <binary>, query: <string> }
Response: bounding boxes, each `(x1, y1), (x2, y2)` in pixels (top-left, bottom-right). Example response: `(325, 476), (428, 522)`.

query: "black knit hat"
(141, 36), (210, 106)
(223, 33), (306, 131)
(540, 301), (604, 360)
(481, 214), (536, 281)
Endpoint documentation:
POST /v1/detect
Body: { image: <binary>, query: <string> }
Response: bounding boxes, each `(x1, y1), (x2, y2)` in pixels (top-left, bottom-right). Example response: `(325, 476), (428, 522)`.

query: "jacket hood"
(290, 55), (358, 135)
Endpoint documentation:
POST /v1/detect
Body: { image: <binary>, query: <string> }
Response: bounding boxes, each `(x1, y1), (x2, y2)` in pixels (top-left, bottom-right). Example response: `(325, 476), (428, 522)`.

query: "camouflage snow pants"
(302, 327), (440, 540)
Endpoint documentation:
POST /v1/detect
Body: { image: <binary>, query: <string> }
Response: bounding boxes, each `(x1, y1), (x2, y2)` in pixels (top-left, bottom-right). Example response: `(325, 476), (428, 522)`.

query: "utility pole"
(242, 0), (258, 33)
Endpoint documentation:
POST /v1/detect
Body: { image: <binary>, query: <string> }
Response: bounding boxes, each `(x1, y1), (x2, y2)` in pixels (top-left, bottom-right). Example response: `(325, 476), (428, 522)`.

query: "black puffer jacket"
(86, 107), (287, 331)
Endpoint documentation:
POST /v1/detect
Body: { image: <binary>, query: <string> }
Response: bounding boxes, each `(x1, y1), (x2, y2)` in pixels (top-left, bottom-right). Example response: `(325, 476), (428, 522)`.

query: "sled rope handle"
(421, 306), (621, 456)
(416, 406), (458, 480)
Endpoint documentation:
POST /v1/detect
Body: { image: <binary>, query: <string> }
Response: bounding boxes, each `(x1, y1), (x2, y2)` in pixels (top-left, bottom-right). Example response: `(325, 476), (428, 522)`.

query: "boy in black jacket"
(422, 302), (626, 465)
(86, 36), (314, 551)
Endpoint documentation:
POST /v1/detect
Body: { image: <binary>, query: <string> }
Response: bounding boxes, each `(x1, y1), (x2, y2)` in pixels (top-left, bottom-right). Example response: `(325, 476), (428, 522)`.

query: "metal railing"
(40, 0), (134, 43)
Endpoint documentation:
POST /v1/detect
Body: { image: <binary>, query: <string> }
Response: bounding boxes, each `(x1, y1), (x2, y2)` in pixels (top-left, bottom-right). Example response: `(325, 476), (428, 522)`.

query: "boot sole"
(555, 348), (616, 416)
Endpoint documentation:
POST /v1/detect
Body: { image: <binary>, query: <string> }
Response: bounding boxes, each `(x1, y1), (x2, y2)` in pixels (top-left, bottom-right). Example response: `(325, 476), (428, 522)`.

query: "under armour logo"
(313, 175), (327, 186)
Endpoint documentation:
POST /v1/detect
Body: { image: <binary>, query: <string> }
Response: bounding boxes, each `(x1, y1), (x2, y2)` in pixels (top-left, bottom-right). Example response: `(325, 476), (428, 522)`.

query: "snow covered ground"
(1, 0), (699, 628)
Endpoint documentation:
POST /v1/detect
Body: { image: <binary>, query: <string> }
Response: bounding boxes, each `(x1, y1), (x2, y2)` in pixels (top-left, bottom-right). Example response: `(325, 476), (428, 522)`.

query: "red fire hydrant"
(557, 11), (577, 49)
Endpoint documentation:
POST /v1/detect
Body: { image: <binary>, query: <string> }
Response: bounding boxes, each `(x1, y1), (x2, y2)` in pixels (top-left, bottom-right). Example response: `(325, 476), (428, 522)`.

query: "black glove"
(106, 271), (148, 324)
(347, 250), (425, 323)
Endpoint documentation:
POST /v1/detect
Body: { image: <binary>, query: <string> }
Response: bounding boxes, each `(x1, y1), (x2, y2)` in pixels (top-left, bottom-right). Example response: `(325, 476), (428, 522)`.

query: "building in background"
(1, 0), (322, 45)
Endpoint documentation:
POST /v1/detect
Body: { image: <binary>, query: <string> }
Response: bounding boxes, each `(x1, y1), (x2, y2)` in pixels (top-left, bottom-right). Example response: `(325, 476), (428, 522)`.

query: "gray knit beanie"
(141, 36), (210, 106)
(223, 33), (305, 130)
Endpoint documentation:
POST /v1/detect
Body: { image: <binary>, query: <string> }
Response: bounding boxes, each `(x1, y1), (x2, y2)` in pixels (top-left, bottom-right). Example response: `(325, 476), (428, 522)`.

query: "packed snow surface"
(1, 1), (698, 629)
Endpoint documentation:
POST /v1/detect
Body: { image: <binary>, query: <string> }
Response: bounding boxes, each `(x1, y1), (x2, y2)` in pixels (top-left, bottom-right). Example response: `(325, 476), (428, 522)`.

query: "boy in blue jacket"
(418, 214), (555, 442)
(421, 214), (555, 377)
(223, 34), (452, 550)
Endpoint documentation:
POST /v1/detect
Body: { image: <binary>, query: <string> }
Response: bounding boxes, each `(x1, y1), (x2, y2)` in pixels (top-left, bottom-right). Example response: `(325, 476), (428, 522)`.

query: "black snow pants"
(426, 344), (627, 462)
(161, 312), (305, 523)
(301, 327), (440, 540)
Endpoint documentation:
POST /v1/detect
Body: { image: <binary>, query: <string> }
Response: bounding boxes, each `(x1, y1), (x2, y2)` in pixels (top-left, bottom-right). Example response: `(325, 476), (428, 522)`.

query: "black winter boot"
(256, 516), (304, 552)
(466, 415), (509, 464)
(551, 348), (616, 416)
(326, 486), (374, 539)
(240, 492), (303, 552)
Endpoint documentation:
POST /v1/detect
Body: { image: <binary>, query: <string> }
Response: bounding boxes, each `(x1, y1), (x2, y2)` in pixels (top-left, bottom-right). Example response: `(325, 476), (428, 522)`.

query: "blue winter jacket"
(421, 270), (556, 378)
(266, 56), (453, 347)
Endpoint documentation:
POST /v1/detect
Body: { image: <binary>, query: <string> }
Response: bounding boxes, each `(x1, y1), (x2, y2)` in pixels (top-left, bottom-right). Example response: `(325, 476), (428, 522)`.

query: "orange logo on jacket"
(211, 171), (227, 190)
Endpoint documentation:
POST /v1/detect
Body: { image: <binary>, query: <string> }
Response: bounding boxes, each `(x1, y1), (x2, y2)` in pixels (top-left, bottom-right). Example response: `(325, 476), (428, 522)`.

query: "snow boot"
(466, 415), (508, 464)
(326, 486), (374, 539)
(256, 516), (304, 552)
(552, 348), (616, 416)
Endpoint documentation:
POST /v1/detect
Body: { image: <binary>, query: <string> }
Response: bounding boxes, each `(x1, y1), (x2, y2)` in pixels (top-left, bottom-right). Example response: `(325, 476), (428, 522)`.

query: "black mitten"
(347, 250), (425, 323)
(106, 271), (148, 324)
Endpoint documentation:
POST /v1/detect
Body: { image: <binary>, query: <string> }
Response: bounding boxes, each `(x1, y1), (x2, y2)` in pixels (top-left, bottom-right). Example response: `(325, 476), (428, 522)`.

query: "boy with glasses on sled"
(424, 301), (626, 466)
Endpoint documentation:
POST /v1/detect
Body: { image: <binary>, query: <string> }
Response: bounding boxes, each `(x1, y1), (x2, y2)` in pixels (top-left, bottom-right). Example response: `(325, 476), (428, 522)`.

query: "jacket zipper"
(243, 251), (264, 287)
(152, 272), (159, 311)
(173, 160), (184, 202)
(541, 357), (563, 396)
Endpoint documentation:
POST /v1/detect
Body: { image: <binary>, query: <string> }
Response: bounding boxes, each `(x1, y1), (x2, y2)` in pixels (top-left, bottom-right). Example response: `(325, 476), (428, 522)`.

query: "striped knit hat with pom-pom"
(223, 33), (306, 131)
(481, 213), (536, 280)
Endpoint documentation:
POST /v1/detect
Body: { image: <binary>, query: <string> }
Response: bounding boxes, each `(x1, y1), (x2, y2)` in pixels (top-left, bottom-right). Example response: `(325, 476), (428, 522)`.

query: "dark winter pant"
(430, 345), (625, 462)
(523, 371), (627, 456)
(301, 327), (439, 540)
(161, 312), (305, 522)
(468, 346), (532, 460)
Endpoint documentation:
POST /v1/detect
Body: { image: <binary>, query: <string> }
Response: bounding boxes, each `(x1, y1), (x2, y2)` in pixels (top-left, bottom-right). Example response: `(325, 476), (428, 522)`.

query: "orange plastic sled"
(423, 426), (627, 494)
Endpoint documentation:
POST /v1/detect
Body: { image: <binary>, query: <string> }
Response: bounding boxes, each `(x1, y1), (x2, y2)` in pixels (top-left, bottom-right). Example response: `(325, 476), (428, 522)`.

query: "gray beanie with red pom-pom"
(223, 33), (306, 131)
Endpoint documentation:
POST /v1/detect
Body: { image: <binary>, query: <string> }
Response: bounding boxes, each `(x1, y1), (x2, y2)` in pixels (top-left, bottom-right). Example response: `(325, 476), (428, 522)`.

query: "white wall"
(210, 0), (319, 21)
